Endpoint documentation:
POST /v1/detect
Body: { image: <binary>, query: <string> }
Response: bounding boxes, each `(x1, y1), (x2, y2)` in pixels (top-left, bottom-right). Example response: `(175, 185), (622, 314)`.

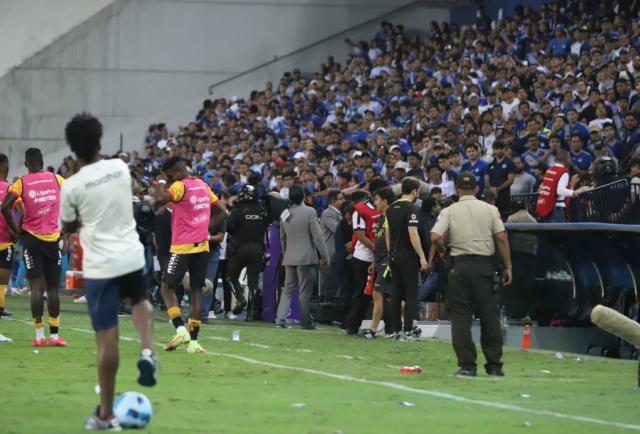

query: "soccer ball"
(113, 391), (152, 428)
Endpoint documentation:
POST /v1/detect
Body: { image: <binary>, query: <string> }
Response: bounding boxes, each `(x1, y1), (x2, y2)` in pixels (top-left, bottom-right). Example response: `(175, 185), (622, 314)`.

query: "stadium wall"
(0, 0), (449, 176)
(0, 0), (113, 78)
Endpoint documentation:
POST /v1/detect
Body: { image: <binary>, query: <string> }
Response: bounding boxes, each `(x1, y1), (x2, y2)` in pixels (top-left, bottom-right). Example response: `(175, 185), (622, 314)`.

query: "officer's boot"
(245, 288), (254, 322)
(230, 279), (247, 315)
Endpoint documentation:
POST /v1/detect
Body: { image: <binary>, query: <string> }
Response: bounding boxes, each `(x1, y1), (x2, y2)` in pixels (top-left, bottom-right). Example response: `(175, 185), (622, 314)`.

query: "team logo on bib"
(189, 196), (198, 204)
(28, 190), (37, 198)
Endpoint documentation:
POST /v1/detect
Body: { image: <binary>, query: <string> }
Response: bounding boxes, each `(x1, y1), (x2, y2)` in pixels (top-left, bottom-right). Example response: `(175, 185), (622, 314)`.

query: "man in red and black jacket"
(343, 190), (380, 335)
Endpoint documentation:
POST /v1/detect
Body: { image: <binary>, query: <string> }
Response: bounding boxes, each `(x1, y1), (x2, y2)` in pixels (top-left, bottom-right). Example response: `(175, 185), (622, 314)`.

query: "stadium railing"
(510, 179), (639, 224)
(569, 179), (638, 224)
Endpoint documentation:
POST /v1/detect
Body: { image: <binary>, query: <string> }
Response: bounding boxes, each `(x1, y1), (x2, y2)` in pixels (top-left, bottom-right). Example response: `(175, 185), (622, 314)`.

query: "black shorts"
(162, 251), (210, 291)
(373, 273), (393, 296)
(373, 261), (392, 295)
(22, 232), (61, 282)
(85, 268), (148, 332)
(0, 245), (14, 270)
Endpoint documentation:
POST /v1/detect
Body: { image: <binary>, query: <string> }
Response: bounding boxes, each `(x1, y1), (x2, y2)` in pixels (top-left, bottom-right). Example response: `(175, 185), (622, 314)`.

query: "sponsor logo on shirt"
(84, 171), (122, 190)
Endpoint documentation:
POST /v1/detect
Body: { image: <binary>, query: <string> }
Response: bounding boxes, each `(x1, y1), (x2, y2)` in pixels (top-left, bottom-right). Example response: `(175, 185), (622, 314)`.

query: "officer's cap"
(455, 171), (477, 190)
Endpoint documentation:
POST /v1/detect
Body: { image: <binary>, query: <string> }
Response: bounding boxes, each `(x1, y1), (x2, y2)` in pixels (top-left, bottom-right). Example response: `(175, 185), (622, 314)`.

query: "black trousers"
(446, 255), (503, 371)
(344, 258), (372, 334)
(389, 249), (419, 333)
(227, 242), (263, 292)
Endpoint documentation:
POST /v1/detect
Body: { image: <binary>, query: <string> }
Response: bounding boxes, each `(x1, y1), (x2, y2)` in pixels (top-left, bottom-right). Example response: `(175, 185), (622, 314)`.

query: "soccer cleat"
(486, 367), (505, 377)
(356, 328), (376, 339)
(85, 406), (122, 431)
(232, 300), (247, 315)
(48, 336), (67, 347)
(32, 338), (47, 347)
(394, 332), (409, 342)
(186, 341), (207, 354)
(408, 326), (422, 339)
(454, 368), (477, 377)
(163, 328), (190, 351)
(0, 307), (12, 317)
(137, 349), (158, 387)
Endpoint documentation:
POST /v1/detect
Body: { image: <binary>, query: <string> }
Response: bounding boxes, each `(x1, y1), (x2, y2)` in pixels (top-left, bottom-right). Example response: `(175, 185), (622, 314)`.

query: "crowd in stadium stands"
(14, 0), (639, 322)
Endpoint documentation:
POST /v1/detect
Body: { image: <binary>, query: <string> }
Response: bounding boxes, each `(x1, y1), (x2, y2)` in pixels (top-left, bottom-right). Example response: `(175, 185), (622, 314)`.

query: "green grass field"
(0, 295), (639, 434)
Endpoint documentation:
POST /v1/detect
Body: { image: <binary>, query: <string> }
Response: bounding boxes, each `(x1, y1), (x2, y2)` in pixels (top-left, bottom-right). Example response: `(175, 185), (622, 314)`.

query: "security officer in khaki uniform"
(430, 172), (512, 377)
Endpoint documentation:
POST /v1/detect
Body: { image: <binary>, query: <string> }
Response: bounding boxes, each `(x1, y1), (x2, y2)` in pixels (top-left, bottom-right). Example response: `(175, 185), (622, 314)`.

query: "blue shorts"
(85, 268), (147, 332)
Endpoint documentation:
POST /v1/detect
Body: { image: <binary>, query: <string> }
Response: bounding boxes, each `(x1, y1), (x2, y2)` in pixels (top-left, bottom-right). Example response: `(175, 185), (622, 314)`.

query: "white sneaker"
(226, 312), (237, 320)
(207, 311), (216, 320)
(74, 295), (88, 304)
(0, 333), (13, 343)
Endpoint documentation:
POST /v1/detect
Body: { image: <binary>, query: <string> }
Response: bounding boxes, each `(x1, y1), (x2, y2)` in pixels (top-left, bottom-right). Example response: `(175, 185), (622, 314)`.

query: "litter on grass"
(232, 330), (240, 342)
(290, 403), (306, 408)
(336, 355), (354, 359)
(32, 349), (39, 354)
(520, 394), (531, 398)
(400, 401), (416, 407)
(554, 352), (564, 360)
(523, 421), (532, 428)
(540, 370), (552, 374)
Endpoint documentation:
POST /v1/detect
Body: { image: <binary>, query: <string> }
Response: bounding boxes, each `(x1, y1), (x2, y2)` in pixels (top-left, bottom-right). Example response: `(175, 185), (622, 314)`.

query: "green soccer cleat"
(163, 328), (190, 351)
(186, 341), (207, 354)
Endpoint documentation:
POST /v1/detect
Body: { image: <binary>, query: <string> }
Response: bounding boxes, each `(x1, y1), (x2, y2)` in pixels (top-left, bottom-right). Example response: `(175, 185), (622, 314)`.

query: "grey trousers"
(277, 265), (317, 326)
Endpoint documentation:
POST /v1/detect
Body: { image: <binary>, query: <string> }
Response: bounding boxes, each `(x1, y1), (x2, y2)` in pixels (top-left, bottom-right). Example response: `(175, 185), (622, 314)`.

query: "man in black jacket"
(226, 184), (269, 320)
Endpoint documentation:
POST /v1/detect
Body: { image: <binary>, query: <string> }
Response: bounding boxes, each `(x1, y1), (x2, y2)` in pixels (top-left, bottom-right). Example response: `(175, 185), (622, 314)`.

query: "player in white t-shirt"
(59, 113), (157, 431)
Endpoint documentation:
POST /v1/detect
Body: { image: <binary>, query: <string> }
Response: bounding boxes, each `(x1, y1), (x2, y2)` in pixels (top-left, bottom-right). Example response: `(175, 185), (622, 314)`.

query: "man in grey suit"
(319, 190), (344, 299)
(277, 185), (330, 329)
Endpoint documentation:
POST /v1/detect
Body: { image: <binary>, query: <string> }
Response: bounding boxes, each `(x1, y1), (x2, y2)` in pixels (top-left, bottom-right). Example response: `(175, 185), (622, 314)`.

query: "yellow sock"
(167, 306), (185, 328)
(48, 316), (60, 336)
(188, 319), (201, 340)
(0, 284), (5, 309)
(167, 306), (181, 320)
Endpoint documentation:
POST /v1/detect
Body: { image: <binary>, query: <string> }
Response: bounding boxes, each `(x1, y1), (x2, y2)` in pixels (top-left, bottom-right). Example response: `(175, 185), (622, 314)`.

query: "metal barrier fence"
(510, 179), (639, 224)
(510, 192), (539, 217)
(569, 179), (637, 224)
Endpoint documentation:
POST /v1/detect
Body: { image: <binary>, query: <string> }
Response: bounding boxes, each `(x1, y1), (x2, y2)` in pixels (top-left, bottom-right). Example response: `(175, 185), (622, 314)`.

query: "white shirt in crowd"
(280, 187), (290, 200)
(351, 202), (375, 263)
(554, 163), (574, 208)
(427, 180), (456, 198)
(501, 98), (520, 120)
(60, 158), (145, 279)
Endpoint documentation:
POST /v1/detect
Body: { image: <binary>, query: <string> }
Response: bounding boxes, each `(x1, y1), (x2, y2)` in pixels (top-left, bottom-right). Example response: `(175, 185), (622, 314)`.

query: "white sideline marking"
(11, 320), (640, 431)
(247, 342), (270, 349)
